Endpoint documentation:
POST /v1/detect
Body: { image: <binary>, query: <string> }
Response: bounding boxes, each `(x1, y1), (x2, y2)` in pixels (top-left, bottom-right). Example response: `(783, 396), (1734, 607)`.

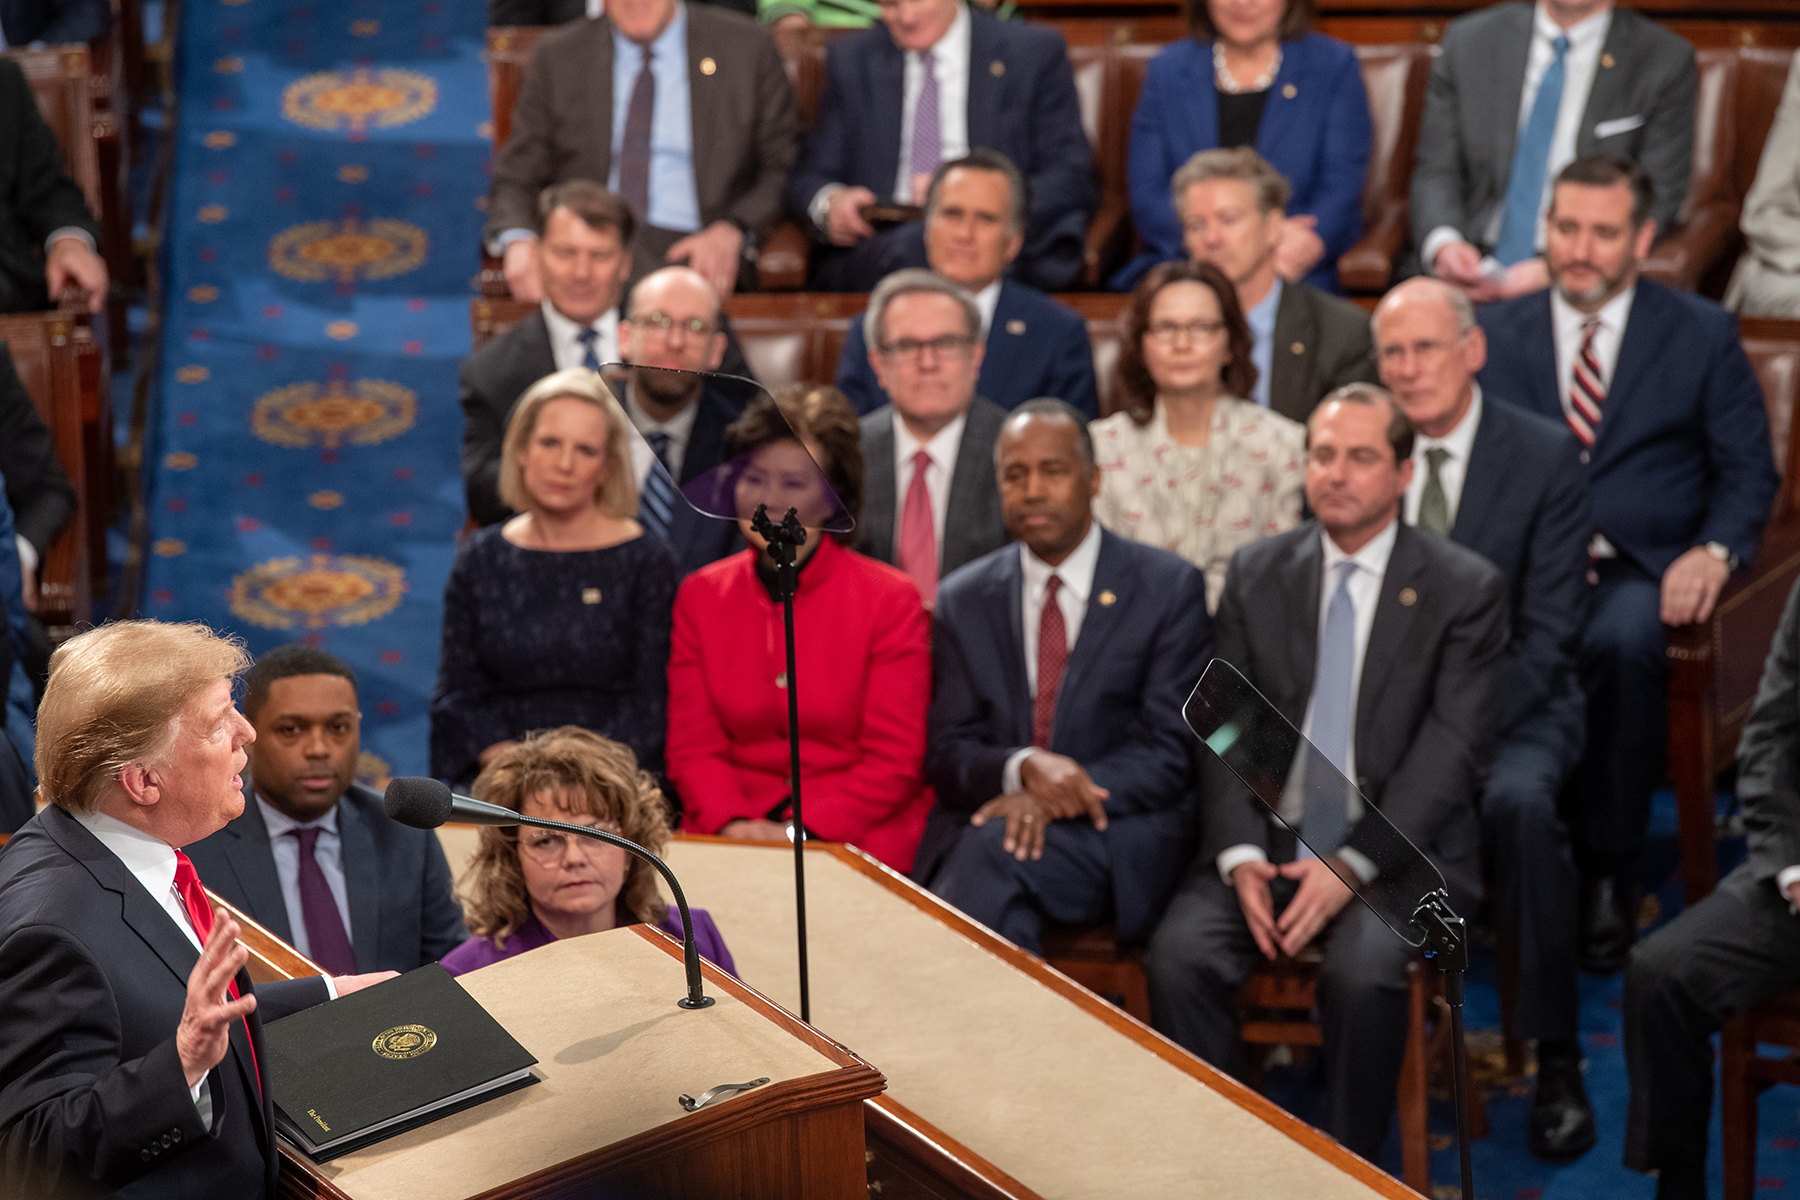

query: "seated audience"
(1623, 576), (1800, 1200)
(919, 400), (1210, 954)
(2, 0), (109, 43)
(1374, 277), (1596, 1157)
(617, 265), (745, 573)
(1117, 0), (1369, 293)
(1146, 384), (1506, 1163)
(0, 485), (30, 832)
(1412, 0), (1694, 302)
(835, 151), (1098, 418)
(186, 646), (467, 974)
(666, 386), (934, 873)
(442, 725), (735, 976)
(1725, 50), (1800, 319)
(854, 270), (1010, 605)
(0, 345), (74, 616)
(784, 0), (1094, 292)
(0, 60), (106, 315)
(1478, 154), (1778, 973)
(486, 0), (796, 299)
(433, 369), (681, 789)
(1175, 149), (1376, 419)
(1093, 260), (1304, 611)
(491, 0), (755, 24)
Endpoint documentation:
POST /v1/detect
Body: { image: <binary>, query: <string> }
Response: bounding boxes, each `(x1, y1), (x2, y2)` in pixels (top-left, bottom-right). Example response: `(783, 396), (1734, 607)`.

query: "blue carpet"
(143, 0), (491, 782)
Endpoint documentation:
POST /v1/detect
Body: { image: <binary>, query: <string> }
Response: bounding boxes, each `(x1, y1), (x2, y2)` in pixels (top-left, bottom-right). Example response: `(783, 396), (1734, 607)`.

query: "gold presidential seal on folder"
(373, 1025), (438, 1060)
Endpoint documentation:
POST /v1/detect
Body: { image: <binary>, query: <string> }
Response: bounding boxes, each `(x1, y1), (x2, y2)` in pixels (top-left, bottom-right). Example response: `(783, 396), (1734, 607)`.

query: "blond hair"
(36, 621), (251, 814)
(458, 726), (673, 944)
(497, 369), (639, 518)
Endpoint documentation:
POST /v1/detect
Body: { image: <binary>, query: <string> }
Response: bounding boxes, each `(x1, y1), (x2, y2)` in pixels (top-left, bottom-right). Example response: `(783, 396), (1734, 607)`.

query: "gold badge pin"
(1006, 319), (1026, 335)
(700, 56), (717, 75)
(1290, 341), (1305, 355)
(1600, 52), (1615, 68)
(582, 587), (602, 605)
(775, 672), (788, 688)
(1282, 83), (1298, 99)
(990, 60), (1005, 77)
(1099, 590), (1117, 606)
(1398, 587), (1417, 607)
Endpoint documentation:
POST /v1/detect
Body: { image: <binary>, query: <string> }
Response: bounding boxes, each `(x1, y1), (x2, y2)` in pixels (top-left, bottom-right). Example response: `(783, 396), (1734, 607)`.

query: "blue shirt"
(1246, 278), (1282, 410)
(609, 4), (701, 235)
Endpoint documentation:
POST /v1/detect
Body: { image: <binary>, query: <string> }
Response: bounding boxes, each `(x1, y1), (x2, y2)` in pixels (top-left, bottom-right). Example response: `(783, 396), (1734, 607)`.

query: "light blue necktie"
(1495, 33), (1570, 266)
(576, 326), (602, 373)
(639, 429), (677, 542)
(1303, 561), (1358, 857)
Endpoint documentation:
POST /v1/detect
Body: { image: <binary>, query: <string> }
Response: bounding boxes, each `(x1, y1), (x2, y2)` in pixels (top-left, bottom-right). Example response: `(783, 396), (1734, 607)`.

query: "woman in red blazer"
(667, 384), (933, 873)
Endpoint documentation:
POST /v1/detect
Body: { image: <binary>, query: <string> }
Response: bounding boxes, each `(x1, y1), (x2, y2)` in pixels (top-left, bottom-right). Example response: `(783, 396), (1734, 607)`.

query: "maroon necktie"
(173, 851), (261, 1098)
(1033, 576), (1067, 749)
(618, 42), (655, 223)
(290, 827), (357, 976)
(1567, 316), (1605, 447)
(897, 449), (938, 603)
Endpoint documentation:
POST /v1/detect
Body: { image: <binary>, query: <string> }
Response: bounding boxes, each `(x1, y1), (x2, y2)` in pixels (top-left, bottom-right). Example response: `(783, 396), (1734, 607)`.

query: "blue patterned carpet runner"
(146, 0), (491, 782)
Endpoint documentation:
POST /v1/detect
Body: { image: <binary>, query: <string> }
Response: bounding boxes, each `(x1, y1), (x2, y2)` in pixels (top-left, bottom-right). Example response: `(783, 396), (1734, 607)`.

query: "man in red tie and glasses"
(0, 620), (392, 1198)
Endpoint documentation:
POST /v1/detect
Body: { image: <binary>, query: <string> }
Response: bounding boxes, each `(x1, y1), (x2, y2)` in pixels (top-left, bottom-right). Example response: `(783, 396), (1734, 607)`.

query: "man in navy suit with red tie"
(1477, 153), (1779, 972)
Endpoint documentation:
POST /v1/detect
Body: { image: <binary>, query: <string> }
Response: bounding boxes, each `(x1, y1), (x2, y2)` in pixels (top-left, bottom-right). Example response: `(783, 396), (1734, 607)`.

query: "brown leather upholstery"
(1339, 43), (1434, 293)
(1722, 987), (1800, 1200)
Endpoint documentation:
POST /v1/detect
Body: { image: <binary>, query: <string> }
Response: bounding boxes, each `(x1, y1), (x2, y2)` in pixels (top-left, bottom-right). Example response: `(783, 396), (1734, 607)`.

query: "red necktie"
(174, 851), (261, 1098)
(897, 449), (939, 603)
(1567, 316), (1606, 446)
(1033, 576), (1067, 749)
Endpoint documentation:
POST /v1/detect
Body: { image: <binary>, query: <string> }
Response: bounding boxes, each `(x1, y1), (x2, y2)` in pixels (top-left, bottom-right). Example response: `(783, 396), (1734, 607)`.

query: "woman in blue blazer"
(1116, 0), (1371, 292)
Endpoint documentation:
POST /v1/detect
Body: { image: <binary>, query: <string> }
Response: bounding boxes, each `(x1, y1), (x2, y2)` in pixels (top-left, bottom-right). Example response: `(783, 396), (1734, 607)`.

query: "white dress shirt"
(1551, 283), (1633, 426)
(972, 278), (1000, 336)
(1403, 387), (1484, 528)
(1002, 520), (1104, 793)
(543, 301), (620, 373)
(624, 386), (701, 482)
(1423, 3), (1611, 271)
(1215, 519), (1398, 884)
(892, 409), (968, 561)
(894, 3), (972, 203)
(257, 796), (353, 964)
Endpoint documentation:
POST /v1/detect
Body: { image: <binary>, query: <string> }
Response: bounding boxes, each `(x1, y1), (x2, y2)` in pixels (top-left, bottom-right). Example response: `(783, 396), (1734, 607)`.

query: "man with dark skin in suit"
(249, 673), (361, 826)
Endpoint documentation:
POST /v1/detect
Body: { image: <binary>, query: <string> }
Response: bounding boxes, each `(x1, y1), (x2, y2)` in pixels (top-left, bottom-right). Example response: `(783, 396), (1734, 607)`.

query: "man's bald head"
(1371, 277), (1486, 440)
(621, 265), (727, 413)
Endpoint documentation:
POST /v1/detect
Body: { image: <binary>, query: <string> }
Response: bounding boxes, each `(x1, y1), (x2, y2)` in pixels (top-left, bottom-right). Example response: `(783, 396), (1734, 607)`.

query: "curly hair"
(457, 726), (674, 946)
(1110, 259), (1258, 425)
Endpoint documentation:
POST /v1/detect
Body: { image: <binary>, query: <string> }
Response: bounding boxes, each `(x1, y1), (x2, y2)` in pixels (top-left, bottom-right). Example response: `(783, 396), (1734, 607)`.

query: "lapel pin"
(1398, 587), (1417, 607)
(1006, 319), (1026, 335)
(700, 56), (717, 75)
(1600, 52), (1615, 68)
(990, 60), (1005, 76)
(582, 587), (602, 605)
(1282, 83), (1298, 99)
(775, 672), (788, 689)
(1098, 590), (1117, 607)
(1290, 341), (1305, 355)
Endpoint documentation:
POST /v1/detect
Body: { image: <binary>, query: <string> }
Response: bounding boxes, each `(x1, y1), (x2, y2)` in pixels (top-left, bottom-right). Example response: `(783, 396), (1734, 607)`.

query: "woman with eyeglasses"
(1093, 259), (1305, 613)
(440, 725), (735, 977)
(430, 368), (680, 791)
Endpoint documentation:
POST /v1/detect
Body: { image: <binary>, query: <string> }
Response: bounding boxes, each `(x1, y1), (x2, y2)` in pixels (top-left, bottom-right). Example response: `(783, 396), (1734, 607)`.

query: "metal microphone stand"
(750, 503), (812, 1024)
(1415, 889), (1474, 1200)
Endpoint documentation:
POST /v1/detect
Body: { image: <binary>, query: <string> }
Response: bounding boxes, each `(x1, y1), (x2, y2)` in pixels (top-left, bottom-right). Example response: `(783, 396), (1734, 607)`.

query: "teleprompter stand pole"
(751, 503), (811, 1024)
(1416, 889), (1474, 1200)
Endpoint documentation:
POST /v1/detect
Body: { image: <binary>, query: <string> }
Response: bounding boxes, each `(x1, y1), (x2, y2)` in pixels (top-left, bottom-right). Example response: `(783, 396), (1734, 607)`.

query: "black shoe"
(1529, 1045), (1597, 1160)
(1580, 875), (1637, 974)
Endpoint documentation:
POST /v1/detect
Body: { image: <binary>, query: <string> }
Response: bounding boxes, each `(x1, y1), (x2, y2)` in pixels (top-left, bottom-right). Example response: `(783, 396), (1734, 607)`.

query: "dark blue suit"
(1450, 394), (1592, 1041)
(1115, 33), (1371, 293)
(185, 781), (468, 975)
(660, 383), (746, 574)
(918, 527), (1212, 950)
(834, 281), (1099, 417)
(1478, 280), (1779, 870)
(783, 6), (1096, 292)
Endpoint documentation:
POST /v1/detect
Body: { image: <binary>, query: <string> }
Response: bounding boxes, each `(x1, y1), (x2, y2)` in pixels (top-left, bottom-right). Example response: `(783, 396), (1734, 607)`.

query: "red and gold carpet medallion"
(231, 554), (408, 630)
(282, 67), (437, 134)
(252, 378), (418, 448)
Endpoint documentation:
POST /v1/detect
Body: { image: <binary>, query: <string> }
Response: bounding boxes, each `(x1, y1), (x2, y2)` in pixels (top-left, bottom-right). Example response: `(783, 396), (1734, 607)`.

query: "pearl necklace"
(1213, 41), (1282, 94)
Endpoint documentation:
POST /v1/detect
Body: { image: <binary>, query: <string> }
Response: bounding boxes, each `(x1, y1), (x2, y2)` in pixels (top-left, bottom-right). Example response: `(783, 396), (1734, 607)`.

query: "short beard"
(1551, 257), (1632, 311)
(631, 365), (704, 415)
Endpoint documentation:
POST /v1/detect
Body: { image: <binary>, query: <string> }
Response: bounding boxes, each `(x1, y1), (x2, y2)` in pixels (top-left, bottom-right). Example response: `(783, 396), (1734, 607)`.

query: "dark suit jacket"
(835, 281), (1099, 417)
(0, 60), (101, 315)
(1268, 280), (1379, 424)
(1208, 521), (1507, 906)
(0, 0), (110, 51)
(785, 7), (1097, 292)
(1411, 3), (1695, 253)
(184, 782), (467, 975)
(0, 344), (75, 558)
(489, 0), (753, 23)
(1477, 279), (1778, 577)
(0, 805), (329, 1198)
(485, 9), (797, 248)
(920, 528), (1213, 940)
(856, 396), (1010, 576)
(1734, 575), (1800, 883)
(1451, 394), (1591, 768)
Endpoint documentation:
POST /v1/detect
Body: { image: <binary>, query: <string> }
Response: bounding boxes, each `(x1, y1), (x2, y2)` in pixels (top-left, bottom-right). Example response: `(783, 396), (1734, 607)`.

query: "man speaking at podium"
(0, 621), (390, 1198)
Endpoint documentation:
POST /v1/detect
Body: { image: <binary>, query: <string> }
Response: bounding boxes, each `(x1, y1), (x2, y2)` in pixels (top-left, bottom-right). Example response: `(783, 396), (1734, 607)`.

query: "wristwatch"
(1704, 541), (1739, 572)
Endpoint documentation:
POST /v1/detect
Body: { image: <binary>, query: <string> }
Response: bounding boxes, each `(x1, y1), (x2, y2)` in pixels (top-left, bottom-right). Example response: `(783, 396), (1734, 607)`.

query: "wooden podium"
(216, 897), (884, 1200)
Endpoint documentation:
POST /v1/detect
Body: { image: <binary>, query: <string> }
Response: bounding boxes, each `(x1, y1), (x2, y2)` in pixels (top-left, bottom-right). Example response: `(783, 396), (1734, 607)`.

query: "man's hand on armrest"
(46, 235), (106, 314)
(502, 239), (542, 303)
(820, 186), (878, 246)
(1019, 750), (1109, 829)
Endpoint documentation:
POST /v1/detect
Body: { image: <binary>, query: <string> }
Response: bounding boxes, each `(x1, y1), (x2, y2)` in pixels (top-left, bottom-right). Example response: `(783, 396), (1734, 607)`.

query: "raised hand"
(177, 911), (257, 1089)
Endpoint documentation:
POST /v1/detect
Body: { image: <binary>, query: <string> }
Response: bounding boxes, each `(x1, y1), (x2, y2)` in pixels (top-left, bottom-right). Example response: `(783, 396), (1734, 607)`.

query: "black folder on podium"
(264, 963), (539, 1162)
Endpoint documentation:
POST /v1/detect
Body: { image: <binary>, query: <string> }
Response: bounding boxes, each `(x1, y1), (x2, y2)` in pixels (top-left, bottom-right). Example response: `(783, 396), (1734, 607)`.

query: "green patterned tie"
(1417, 447), (1451, 537)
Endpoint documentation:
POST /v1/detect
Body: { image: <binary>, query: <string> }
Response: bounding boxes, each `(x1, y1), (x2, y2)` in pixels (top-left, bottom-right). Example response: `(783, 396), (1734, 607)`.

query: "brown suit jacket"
(485, 7), (797, 252)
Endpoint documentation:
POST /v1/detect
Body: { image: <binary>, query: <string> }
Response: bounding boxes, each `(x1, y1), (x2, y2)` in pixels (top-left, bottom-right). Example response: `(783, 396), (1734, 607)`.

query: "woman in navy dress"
(1116, 0), (1371, 292)
(431, 368), (680, 789)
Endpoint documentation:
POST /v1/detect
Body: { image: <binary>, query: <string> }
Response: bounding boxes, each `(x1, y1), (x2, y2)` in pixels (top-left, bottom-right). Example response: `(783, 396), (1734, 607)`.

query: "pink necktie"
(898, 449), (938, 603)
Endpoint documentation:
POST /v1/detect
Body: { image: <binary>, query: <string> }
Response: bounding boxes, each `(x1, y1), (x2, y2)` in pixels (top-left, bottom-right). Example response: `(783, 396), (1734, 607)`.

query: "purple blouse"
(440, 907), (736, 979)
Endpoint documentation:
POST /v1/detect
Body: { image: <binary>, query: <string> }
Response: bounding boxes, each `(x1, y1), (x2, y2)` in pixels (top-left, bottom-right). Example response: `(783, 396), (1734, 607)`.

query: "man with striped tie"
(1478, 153), (1779, 975)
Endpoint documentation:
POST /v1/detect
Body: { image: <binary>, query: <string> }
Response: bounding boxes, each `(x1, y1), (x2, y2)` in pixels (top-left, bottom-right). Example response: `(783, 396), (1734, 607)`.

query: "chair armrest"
(478, 254), (510, 299)
(1640, 203), (1740, 292)
(755, 222), (811, 292)
(1083, 196), (1132, 290)
(1338, 206), (1407, 295)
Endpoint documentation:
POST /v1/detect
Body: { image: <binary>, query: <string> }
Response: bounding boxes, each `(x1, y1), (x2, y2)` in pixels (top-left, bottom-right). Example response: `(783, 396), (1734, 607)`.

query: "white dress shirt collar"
(623, 385), (702, 481)
(1550, 284), (1635, 426)
(72, 808), (199, 951)
(973, 279), (1001, 337)
(1322, 513), (1399, 579)
(542, 301), (620, 374)
(1020, 519), (1104, 693)
(256, 793), (340, 840)
(1403, 385), (1483, 527)
(894, 3), (972, 202)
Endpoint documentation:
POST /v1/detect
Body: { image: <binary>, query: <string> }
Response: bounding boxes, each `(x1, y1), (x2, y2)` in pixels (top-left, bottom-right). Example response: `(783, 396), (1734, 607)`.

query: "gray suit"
(1268, 281), (1379, 424)
(1410, 2), (1695, 253)
(1725, 50), (1800, 318)
(856, 397), (1011, 577)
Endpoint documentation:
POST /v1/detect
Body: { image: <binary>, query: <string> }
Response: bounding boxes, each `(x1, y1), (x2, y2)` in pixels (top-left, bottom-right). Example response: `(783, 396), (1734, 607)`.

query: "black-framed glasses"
(1146, 319), (1227, 345)
(876, 334), (978, 363)
(632, 311), (716, 338)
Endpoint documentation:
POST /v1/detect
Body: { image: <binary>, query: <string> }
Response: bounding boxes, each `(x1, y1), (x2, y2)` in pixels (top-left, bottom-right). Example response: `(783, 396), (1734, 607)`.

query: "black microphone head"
(384, 777), (454, 829)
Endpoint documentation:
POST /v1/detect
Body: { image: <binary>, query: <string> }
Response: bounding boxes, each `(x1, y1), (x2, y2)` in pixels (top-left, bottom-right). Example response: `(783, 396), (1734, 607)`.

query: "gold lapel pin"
(1098, 590), (1117, 606)
(1290, 341), (1305, 355)
(700, 56), (717, 75)
(1281, 83), (1298, 99)
(1600, 52), (1615, 68)
(1006, 319), (1026, 335)
(582, 587), (602, 605)
(1398, 587), (1417, 607)
(990, 60), (1005, 77)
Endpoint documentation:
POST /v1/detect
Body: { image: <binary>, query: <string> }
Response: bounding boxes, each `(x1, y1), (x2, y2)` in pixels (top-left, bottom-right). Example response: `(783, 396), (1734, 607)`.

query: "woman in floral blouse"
(1093, 259), (1305, 612)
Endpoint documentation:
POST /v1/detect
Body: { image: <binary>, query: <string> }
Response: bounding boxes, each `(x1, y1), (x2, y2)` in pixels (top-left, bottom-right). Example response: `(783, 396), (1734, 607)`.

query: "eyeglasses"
(631, 311), (715, 338)
(1376, 337), (1461, 366)
(876, 334), (978, 363)
(1145, 319), (1227, 345)
(517, 819), (624, 865)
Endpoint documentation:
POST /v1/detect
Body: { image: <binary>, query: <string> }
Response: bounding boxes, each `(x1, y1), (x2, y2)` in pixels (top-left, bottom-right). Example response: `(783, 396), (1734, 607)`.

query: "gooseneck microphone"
(384, 777), (714, 1011)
